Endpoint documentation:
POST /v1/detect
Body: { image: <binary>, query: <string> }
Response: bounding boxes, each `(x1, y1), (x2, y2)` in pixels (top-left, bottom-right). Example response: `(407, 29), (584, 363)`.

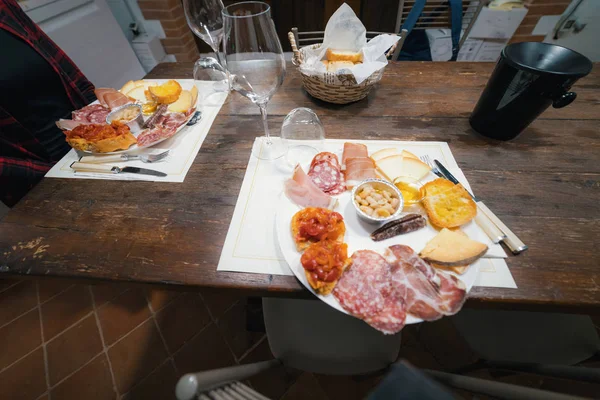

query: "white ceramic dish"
(80, 80), (198, 155)
(274, 150), (480, 325)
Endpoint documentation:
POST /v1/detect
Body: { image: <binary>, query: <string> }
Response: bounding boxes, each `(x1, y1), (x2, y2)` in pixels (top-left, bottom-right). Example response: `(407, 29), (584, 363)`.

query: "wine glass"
(183, 0), (230, 97)
(222, 1), (286, 160)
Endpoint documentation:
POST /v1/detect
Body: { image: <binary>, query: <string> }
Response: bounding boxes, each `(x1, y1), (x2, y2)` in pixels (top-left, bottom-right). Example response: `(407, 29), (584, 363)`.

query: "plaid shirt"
(0, 0), (95, 206)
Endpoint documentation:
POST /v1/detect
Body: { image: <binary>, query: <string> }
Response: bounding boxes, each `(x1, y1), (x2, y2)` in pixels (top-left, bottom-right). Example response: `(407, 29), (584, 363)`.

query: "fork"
(420, 154), (506, 244)
(80, 150), (170, 164)
(420, 155), (445, 178)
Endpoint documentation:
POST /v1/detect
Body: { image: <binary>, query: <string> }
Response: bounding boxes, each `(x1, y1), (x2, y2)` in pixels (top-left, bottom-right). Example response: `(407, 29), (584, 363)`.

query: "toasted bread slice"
(326, 48), (363, 63)
(420, 228), (488, 266)
(291, 208), (345, 251)
(149, 80), (182, 104)
(421, 179), (477, 228)
(302, 241), (352, 295)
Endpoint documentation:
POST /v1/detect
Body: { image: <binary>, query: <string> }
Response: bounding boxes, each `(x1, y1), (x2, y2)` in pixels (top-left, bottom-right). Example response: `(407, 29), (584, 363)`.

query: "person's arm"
(0, 156), (52, 207)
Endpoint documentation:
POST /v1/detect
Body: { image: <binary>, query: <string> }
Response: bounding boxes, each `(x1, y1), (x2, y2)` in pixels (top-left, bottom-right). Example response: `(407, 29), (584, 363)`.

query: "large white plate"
(275, 150), (480, 325)
(79, 80), (198, 155)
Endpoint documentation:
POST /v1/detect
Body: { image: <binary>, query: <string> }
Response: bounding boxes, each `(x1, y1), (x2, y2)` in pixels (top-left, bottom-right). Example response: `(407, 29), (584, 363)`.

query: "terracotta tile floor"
(0, 278), (598, 400)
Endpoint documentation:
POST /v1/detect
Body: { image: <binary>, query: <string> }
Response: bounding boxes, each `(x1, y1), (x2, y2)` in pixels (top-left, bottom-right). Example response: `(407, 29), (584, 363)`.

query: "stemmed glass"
(183, 0), (230, 96)
(222, 1), (286, 160)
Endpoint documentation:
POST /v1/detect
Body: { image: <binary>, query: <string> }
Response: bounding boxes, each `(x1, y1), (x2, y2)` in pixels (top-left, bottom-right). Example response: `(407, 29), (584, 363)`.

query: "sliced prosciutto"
(341, 142), (368, 169)
(344, 157), (377, 189)
(385, 245), (466, 320)
(136, 110), (193, 147)
(284, 165), (337, 209)
(104, 91), (132, 109)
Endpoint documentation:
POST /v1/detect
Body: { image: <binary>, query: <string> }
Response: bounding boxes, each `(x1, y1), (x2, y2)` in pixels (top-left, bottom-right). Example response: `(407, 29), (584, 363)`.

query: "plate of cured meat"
(56, 79), (198, 154)
(276, 142), (493, 334)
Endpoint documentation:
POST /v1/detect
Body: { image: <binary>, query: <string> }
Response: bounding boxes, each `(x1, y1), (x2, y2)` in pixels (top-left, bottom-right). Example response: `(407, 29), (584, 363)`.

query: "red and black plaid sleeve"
(0, 0), (96, 206)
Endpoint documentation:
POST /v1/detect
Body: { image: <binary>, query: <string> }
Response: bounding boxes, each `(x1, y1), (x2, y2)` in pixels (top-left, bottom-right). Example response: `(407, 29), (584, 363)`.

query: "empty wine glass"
(222, 1), (286, 160)
(281, 108), (325, 167)
(183, 0), (230, 97)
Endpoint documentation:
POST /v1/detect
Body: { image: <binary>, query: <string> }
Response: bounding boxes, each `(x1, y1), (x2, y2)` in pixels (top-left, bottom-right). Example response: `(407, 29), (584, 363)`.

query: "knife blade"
(434, 159), (527, 254)
(70, 162), (167, 177)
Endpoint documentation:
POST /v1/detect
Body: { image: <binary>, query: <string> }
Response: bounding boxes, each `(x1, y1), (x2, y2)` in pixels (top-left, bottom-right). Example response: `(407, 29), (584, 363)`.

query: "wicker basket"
(288, 32), (384, 105)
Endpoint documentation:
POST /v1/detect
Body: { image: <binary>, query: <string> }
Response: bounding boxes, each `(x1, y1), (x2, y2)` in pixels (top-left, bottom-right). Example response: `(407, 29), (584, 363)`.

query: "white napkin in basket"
(299, 3), (400, 84)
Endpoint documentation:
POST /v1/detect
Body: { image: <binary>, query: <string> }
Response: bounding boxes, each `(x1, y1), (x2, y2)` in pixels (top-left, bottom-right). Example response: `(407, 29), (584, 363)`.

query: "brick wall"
(137, 0), (199, 62)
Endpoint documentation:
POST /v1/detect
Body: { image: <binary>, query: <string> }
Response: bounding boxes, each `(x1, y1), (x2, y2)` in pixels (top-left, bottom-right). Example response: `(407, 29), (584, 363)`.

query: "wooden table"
(1, 62), (599, 313)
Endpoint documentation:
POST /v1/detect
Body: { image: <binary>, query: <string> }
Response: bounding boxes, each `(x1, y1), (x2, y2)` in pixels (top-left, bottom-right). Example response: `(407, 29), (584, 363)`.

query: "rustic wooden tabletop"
(1, 62), (598, 312)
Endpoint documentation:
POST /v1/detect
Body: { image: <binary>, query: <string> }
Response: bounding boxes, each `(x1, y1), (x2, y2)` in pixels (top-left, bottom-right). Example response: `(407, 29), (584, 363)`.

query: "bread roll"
(326, 48), (363, 63)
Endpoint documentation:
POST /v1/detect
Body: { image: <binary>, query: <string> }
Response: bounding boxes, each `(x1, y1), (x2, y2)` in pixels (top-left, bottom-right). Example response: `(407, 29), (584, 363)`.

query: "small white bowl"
(351, 179), (404, 224)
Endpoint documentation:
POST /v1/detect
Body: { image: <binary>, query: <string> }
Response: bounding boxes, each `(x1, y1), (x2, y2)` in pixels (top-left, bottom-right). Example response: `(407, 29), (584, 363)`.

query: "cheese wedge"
(371, 148), (398, 162)
(120, 80), (136, 94)
(126, 86), (147, 103)
(168, 90), (193, 112)
(420, 228), (488, 266)
(401, 150), (419, 160)
(190, 85), (199, 106)
(376, 155), (431, 181)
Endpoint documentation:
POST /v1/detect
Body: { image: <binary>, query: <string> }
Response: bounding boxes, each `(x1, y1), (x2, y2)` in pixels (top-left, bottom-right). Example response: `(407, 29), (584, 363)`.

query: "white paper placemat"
(45, 80), (227, 182)
(218, 137), (517, 289)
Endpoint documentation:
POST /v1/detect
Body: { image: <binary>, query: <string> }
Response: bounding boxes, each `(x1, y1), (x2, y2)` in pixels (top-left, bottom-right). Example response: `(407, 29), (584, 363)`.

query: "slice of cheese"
(168, 90), (193, 112)
(401, 150), (419, 160)
(401, 157), (431, 180)
(126, 86), (147, 103)
(190, 85), (199, 106)
(420, 228), (488, 266)
(120, 80), (136, 94)
(376, 154), (432, 182)
(375, 154), (403, 181)
(371, 148), (398, 162)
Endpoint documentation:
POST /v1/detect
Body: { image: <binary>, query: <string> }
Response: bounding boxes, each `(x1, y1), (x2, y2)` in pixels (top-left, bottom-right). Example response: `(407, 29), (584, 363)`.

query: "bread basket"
(288, 32), (384, 105)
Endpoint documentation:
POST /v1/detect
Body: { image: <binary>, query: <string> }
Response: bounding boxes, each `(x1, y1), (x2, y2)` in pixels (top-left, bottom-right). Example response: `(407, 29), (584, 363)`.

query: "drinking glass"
(222, 1), (286, 160)
(281, 108), (325, 167)
(183, 0), (230, 97)
(193, 57), (229, 106)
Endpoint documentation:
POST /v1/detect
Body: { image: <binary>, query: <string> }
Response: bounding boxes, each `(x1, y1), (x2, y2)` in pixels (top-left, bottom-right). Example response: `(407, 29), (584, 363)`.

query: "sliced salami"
(325, 179), (346, 195)
(364, 291), (407, 334)
(333, 250), (391, 319)
(308, 160), (341, 192)
(310, 152), (340, 169)
(87, 109), (110, 124)
(72, 104), (108, 122)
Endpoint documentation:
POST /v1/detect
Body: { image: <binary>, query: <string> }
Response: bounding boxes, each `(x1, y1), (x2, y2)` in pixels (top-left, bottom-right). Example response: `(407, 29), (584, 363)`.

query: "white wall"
(27, 0), (146, 88)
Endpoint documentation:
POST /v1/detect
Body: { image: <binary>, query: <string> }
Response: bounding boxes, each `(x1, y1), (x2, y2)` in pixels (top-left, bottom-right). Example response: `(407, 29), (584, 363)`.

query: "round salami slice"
(333, 250), (391, 319)
(325, 179), (346, 195)
(308, 160), (341, 192)
(364, 291), (407, 334)
(310, 152), (340, 170)
(87, 109), (110, 124)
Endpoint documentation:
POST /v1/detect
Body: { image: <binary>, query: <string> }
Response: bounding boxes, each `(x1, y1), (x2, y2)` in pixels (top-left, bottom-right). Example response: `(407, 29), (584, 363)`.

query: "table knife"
(70, 162), (167, 177)
(434, 160), (527, 254)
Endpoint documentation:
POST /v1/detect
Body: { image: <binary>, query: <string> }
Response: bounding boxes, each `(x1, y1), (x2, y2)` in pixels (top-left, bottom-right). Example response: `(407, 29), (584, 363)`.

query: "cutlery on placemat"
(79, 150), (170, 164)
(434, 159), (527, 254)
(421, 156), (506, 246)
(187, 111), (202, 126)
(70, 162), (167, 177)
